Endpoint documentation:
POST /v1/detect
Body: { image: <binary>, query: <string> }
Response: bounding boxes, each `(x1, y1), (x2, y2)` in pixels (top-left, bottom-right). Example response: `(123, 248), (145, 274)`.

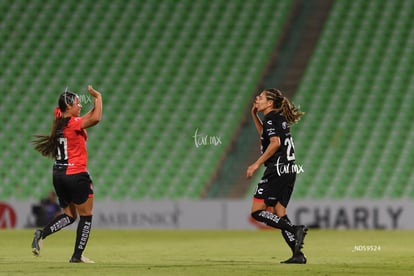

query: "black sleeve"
(264, 116), (281, 138)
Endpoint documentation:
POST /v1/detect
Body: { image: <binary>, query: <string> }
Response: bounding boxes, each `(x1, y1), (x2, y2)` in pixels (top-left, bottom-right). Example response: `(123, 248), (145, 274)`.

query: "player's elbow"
(91, 112), (102, 124)
(91, 118), (101, 126)
(93, 116), (101, 124)
(82, 116), (101, 129)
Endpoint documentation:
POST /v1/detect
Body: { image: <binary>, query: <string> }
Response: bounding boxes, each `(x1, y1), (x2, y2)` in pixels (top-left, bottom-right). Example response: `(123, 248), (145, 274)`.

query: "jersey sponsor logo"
(255, 188), (264, 195)
(259, 178), (268, 184)
(266, 128), (276, 136)
(266, 120), (273, 125)
(282, 121), (289, 129)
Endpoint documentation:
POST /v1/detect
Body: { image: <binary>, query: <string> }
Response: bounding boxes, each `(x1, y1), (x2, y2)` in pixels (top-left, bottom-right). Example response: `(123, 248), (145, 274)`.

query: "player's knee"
(64, 211), (77, 221)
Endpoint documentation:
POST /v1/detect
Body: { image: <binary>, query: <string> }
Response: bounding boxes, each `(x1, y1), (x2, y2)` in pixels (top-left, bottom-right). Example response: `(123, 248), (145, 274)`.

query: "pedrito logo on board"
(0, 202), (17, 228)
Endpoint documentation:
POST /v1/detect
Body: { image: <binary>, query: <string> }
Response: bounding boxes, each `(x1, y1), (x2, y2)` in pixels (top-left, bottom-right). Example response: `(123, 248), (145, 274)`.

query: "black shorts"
(53, 170), (94, 208)
(253, 166), (296, 207)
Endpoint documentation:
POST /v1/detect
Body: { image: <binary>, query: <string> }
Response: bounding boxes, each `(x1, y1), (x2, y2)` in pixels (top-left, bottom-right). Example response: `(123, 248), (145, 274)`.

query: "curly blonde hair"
(264, 88), (304, 124)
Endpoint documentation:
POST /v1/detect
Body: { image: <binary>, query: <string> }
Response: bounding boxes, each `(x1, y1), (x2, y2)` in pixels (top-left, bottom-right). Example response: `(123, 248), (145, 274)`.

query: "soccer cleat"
(293, 225), (308, 255)
(69, 255), (95, 263)
(31, 229), (43, 256)
(281, 252), (307, 264)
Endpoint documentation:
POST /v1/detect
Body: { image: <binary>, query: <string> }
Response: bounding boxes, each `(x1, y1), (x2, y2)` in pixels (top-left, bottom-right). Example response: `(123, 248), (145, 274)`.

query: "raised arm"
(81, 85), (102, 129)
(251, 102), (263, 135)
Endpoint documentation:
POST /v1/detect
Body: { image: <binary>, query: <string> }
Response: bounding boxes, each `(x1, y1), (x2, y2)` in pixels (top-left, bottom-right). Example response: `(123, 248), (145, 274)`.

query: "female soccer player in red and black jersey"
(247, 88), (307, 264)
(31, 85), (102, 263)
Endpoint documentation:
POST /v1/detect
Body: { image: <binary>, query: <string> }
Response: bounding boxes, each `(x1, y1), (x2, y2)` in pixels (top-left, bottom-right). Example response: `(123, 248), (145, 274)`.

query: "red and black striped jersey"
(54, 117), (88, 174)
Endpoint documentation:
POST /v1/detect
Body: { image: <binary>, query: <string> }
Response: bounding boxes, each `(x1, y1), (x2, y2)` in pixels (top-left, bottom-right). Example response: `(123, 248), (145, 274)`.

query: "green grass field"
(0, 229), (413, 275)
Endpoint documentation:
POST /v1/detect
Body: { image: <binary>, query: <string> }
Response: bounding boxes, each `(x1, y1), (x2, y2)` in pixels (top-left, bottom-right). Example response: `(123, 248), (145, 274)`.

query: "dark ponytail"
(32, 90), (78, 158)
(32, 109), (62, 158)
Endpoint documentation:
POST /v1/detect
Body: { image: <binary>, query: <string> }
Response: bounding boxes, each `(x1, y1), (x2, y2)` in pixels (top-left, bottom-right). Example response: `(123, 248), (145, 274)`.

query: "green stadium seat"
(3, 0), (413, 202)
(292, 0), (414, 199)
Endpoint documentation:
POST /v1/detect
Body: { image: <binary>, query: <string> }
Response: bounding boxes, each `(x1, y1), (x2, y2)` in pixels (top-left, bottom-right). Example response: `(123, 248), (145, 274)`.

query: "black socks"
(38, 213), (93, 260)
(251, 210), (295, 233)
(42, 214), (75, 239)
(73, 215), (92, 259)
(281, 215), (296, 253)
(251, 211), (299, 254)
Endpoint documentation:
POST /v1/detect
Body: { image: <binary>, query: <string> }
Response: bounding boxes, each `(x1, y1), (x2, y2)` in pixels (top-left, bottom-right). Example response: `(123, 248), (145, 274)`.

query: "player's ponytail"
(264, 88), (304, 124)
(32, 108), (61, 158)
(279, 97), (304, 124)
(32, 89), (77, 158)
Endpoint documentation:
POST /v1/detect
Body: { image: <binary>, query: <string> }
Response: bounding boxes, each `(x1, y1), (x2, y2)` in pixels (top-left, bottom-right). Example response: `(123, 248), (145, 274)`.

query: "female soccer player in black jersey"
(31, 85), (102, 263)
(247, 88), (307, 264)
